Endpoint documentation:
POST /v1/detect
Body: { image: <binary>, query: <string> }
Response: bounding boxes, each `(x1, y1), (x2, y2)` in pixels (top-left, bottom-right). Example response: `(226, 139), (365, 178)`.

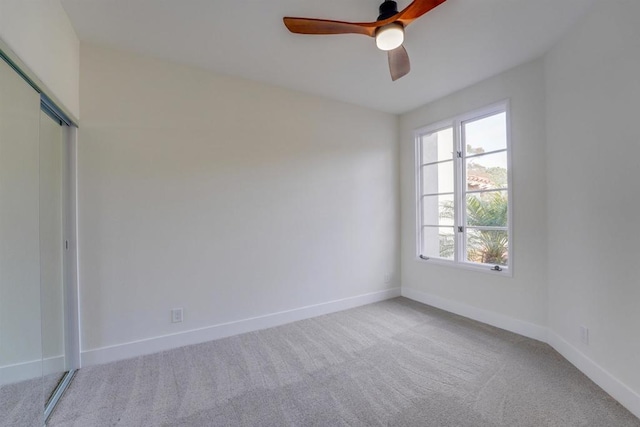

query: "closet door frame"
(41, 97), (80, 373)
(41, 107), (80, 423)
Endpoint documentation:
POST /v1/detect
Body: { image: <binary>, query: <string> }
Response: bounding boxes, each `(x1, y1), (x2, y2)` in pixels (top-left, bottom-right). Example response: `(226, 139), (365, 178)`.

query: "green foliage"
(438, 200), (455, 258)
(466, 192), (508, 228)
(466, 192), (508, 265)
(438, 232), (455, 259)
(438, 192), (509, 265)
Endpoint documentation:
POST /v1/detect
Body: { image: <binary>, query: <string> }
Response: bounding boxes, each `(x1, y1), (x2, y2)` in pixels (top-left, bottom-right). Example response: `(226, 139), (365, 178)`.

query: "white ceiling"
(60, 0), (596, 114)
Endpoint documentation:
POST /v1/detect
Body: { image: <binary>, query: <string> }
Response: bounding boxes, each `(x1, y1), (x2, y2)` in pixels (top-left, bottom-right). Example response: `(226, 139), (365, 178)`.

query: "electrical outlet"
(580, 325), (589, 345)
(384, 274), (393, 285)
(171, 308), (183, 323)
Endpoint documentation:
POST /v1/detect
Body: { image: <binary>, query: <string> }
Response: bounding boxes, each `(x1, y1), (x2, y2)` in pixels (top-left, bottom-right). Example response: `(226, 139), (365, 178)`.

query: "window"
(416, 102), (511, 273)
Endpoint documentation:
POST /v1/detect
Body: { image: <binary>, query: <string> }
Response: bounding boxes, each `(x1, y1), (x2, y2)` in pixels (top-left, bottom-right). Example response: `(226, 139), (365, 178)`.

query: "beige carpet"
(0, 377), (42, 427)
(47, 298), (639, 426)
(0, 370), (66, 426)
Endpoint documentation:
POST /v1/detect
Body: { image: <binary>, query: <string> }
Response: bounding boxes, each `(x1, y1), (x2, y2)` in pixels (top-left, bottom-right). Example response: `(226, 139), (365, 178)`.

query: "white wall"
(78, 44), (399, 363)
(400, 60), (549, 335)
(545, 0), (640, 402)
(0, 0), (80, 119)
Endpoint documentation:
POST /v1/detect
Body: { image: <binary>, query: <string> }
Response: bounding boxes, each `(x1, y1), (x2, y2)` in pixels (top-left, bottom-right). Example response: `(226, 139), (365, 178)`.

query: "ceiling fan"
(283, 0), (447, 81)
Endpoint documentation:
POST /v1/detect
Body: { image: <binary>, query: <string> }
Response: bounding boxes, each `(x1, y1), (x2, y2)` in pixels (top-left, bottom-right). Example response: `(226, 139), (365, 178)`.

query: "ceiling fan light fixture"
(375, 22), (404, 51)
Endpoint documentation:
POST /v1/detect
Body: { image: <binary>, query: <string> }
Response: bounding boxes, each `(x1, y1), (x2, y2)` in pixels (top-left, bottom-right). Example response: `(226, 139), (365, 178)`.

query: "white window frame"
(414, 100), (513, 276)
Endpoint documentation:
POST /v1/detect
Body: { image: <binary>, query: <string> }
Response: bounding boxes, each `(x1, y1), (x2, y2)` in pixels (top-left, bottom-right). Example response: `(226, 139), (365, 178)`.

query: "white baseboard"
(401, 287), (548, 341)
(0, 355), (65, 386)
(42, 355), (66, 376)
(0, 359), (41, 385)
(547, 331), (640, 419)
(401, 286), (640, 420)
(81, 287), (401, 367)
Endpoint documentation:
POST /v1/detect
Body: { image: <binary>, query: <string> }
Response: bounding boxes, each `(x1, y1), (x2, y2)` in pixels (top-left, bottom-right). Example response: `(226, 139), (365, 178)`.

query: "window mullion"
(454, 119), (464, 264)
(461, 119), (468, 264)
(415, 133), (424, 258)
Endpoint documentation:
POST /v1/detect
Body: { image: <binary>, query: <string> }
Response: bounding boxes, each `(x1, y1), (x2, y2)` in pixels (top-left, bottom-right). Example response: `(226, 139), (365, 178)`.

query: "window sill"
(416, 256), (513, 277)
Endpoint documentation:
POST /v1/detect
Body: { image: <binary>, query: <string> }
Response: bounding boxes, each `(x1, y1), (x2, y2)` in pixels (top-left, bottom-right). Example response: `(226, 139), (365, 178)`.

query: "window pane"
(466, 228), (509, 266)
(466, 151), (508, 191)
(421, 161), (454, 195)
(465, 191), (508, 227)
(422, 226), (455, 260)
(422, 194), (454, 226)
(421, 127), (453, 164)
(464, 112), (506, 155)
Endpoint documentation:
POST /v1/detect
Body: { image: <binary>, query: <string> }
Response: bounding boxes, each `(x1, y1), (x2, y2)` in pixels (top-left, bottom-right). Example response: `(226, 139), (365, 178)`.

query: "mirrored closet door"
(0, 48), (44, 427)
(1, 53), (78, 426)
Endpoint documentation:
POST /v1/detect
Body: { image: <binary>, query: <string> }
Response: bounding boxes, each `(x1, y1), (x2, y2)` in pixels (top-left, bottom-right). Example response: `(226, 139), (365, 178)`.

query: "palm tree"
(439, 192), (508, 265)
(466, 192), (508, 265)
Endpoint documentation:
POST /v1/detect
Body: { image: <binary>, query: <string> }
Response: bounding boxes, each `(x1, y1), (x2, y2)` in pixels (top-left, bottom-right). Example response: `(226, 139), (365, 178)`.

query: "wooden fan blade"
(388, 45), (410, 81)
(397, 0), (447, 27)
(284, 0), (447, 37)
(283, 17), (378, 37)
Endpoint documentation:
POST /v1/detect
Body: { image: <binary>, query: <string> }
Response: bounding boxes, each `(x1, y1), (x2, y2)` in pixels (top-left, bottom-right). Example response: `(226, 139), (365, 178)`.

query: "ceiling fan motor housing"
(377, 1), (400, 20)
